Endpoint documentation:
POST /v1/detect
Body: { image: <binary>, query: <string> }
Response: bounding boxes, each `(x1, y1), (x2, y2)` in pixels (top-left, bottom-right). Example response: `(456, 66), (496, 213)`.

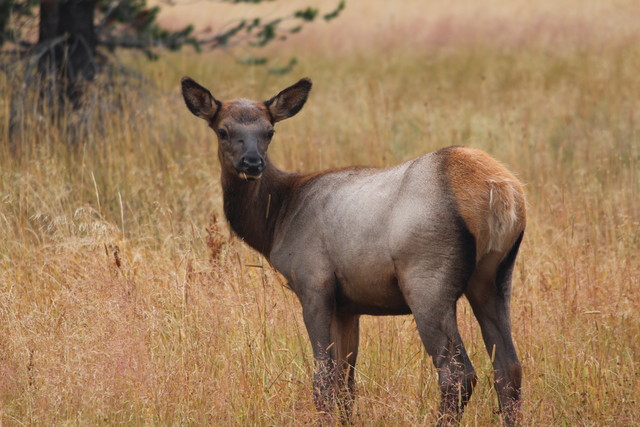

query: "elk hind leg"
(465, 239), (523, 426)
(402, 274), (477, 425)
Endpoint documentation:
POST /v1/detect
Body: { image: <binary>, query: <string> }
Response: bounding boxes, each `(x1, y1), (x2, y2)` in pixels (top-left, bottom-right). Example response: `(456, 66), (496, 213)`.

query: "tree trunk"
(38, 0), (97, 107)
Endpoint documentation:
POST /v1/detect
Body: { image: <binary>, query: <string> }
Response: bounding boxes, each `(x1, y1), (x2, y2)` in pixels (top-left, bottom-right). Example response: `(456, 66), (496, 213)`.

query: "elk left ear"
(181, 76), (221, 121)
(265, 78), (312, 123)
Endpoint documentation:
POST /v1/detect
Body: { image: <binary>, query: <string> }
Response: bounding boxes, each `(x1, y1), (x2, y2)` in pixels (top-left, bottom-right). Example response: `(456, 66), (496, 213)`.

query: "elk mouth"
(238, 171), (263, 181)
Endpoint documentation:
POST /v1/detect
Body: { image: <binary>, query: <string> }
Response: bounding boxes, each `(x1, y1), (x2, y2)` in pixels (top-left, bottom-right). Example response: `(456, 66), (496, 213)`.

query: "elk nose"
(240, 155), (265, 175)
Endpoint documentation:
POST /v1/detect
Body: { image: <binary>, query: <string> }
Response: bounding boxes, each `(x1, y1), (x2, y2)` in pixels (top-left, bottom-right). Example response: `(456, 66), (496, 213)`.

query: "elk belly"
(334, 265), (411, 316)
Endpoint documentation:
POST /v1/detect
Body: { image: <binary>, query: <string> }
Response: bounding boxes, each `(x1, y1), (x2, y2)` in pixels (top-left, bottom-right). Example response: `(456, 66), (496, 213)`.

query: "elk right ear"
(265, 78), (312, 123)
(181, 77), (221, 121)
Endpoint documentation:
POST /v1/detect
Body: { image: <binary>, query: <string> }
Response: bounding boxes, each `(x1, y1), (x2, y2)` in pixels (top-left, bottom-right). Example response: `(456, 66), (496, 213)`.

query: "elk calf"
(182, 77), (526, 426)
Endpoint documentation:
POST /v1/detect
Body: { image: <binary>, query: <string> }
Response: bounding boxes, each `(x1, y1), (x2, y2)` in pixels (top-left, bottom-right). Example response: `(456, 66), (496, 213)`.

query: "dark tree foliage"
(0, 0), (345, 108)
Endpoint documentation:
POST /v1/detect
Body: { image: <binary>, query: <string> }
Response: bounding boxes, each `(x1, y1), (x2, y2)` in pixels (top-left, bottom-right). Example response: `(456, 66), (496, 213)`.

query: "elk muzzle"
(237, 152), (265, 180)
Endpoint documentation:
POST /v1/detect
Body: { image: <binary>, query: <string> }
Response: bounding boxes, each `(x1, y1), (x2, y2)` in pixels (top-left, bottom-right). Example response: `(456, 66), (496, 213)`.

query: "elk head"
(181, 77), (312, 180)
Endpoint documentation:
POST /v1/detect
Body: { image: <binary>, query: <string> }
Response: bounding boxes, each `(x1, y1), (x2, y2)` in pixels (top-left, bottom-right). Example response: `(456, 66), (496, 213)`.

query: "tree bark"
(38, 0), (97, 107)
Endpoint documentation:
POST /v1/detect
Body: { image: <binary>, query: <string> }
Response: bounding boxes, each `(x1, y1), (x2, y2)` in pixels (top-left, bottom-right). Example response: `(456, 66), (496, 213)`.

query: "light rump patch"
(444, 147), (526, 260)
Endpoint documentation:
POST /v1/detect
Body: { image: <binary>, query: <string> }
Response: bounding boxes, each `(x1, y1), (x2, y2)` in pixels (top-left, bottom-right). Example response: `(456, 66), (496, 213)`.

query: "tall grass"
(1, 1), (639, 424)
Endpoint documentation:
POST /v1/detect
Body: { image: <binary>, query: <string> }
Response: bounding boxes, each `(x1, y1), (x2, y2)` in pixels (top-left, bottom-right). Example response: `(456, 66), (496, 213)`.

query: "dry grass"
(1, 1), (639, 425)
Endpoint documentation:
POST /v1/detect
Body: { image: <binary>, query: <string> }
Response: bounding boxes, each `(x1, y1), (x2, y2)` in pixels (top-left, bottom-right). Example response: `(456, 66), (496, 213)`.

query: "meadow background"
(1, 0), (639, 424)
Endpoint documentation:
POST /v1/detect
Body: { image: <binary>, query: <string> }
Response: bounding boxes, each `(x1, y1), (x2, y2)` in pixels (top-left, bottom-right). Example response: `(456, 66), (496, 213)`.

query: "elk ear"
(181, 77), (221, 121)
(265, 78), (312, 123)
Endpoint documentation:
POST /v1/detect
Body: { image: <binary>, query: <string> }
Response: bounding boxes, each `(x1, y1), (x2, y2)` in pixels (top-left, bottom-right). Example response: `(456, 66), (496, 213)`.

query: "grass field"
(1, 1), (639, 425)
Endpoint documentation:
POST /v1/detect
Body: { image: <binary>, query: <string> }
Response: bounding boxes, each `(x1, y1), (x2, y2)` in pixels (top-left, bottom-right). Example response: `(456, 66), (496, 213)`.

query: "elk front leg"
(332, 312), (360, 421)
(301, 285), (339, 418)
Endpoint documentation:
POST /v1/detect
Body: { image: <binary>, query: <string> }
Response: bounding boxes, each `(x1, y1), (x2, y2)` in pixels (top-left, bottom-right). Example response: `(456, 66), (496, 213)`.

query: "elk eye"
(217, 129), (228, 139)
(267, 129), (275, 139)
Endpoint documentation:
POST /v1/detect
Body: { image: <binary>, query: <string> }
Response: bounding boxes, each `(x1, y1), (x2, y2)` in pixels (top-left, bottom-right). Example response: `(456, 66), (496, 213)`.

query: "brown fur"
(444, 147), (526, 260)
(223, 99), (270, 124)
(182, 77), (526, 426)
(220, 161), (292, 255)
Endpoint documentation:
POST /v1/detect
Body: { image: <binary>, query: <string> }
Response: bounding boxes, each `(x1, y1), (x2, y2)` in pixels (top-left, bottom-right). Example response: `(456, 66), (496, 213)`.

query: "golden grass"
(1, 1), (639, 424)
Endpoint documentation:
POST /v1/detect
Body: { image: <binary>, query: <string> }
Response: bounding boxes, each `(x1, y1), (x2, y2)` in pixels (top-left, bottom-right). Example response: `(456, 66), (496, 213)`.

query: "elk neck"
(220, 159), (294, 257)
